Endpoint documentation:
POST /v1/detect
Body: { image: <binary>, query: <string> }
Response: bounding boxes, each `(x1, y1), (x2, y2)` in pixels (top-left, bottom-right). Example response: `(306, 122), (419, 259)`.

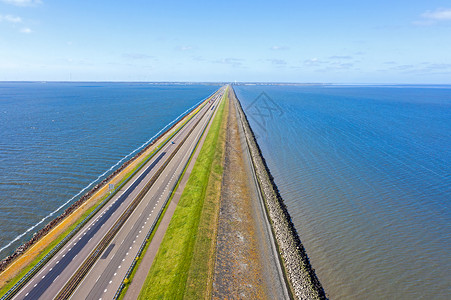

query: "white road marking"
(114, 273), (117, 276)
(104, 289), (107, 293)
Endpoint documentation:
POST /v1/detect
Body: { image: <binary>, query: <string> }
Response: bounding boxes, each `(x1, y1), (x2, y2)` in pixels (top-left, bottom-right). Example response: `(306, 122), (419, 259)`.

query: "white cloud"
(304, 58), (323, 66)
(303, 57), (355, 71)
(271, 45), (289, 51)
(388, 62), (451, 74)
(0, 0), (42, 6)
(0, 14), (22, 23)
(421, 8), (451, 20)
(123, 53), (153, 60)
(214, 58), (244, 67)
(415, 8), (451, 26)
(329, 55), (352, 60)
(176, 45), (193, 51)
(267, 58), (287, 65)
(20, 27), (32, 33)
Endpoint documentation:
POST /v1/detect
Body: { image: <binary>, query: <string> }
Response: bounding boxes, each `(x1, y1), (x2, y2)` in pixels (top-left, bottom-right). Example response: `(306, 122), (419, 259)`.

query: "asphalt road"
(11, 86), (226, 300)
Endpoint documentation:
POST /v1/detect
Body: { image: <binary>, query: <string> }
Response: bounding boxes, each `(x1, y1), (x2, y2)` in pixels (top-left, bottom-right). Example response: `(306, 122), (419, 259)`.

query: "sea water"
(234, 84), (450, 299)
(0, 82), (220, 258)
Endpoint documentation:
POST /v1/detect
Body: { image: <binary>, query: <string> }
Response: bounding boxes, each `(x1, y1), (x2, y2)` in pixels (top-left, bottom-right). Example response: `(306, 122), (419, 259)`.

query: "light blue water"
(0, 82), (220, 258)
(234, 85), (451, 299)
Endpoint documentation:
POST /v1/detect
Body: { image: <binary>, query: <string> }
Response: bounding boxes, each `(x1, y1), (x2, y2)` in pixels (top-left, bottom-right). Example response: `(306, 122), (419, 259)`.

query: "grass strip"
(138, 91), (227, 300)
(183, 92), (228, 299)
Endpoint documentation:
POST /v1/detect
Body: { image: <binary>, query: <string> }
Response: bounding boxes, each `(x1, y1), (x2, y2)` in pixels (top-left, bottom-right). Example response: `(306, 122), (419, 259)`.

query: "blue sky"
(0, 0), (450, 83)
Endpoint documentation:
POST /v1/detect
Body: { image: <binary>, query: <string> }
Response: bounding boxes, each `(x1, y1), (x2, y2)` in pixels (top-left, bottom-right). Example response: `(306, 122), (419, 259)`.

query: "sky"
(0, 0), (450, 83)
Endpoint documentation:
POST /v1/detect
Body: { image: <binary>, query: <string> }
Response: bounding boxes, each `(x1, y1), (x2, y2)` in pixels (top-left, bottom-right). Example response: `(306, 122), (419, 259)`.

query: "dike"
(231, 86), (327, 300)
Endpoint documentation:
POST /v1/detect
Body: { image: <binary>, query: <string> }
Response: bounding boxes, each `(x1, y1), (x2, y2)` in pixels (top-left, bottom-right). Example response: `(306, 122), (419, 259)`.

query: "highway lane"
(74, 90), (223, 300)
(10, 86), (226, 300)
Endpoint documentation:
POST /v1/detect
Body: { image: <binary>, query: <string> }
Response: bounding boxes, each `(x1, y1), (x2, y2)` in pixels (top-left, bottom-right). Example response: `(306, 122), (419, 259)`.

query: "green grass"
(138, 91), (228, 300)
(183, 93), (228, 299)
(0, 104), (203, 297)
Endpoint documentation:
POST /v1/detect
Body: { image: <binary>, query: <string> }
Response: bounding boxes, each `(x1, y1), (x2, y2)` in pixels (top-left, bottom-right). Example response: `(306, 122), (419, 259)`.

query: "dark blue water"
(235, 85), (451, 299)
(0, 82), (220, 258)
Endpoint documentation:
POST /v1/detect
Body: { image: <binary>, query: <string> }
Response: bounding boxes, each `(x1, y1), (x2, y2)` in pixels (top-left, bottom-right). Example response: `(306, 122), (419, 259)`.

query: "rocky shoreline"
(0, 101), (201, 274)
(231, 87), (327, 300)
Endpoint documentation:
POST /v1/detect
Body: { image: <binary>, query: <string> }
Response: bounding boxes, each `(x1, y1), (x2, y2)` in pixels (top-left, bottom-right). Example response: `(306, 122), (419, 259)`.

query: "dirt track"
(212, 90), (288, 299)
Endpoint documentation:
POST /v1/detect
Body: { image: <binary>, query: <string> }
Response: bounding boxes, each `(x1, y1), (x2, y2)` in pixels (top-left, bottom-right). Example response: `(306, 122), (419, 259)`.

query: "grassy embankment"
(0, 102), (206, 297)
(138, 89), (228, 299)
